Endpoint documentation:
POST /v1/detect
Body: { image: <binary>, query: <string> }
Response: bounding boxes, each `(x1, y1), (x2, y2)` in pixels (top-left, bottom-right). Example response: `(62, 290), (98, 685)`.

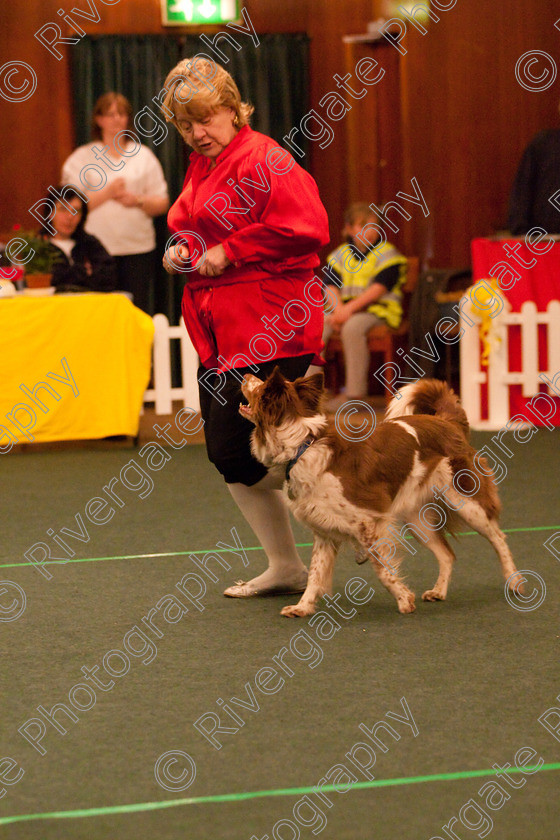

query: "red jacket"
(167, 126), (330, 371)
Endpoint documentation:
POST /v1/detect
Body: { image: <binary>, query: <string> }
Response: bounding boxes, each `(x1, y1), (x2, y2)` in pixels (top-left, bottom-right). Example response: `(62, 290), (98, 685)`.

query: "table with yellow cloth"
(0, 293), (154, 447)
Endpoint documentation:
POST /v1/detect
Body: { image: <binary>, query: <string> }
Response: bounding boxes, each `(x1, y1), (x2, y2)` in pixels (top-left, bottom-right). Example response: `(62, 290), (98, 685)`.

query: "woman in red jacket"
(162, 57), (330, 598)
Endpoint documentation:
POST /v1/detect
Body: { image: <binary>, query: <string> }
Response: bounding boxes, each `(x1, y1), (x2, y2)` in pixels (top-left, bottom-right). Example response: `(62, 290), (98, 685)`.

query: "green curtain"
(69, 33), (310, 320)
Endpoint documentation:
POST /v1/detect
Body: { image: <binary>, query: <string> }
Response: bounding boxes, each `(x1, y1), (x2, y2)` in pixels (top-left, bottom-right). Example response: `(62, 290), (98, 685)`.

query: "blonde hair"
(161, 57), (254, 130)
(344, 202), (379, 229)
(91, 92), (132, 140)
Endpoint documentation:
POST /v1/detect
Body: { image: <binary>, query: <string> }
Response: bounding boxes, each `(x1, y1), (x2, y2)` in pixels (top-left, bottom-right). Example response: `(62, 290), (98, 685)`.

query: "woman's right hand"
(162, 243), (190, 274)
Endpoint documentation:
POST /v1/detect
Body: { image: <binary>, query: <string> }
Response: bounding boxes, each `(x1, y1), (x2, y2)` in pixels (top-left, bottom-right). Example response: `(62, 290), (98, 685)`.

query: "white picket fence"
(460, 299), (560, 429)
(143, 315), (200, 414)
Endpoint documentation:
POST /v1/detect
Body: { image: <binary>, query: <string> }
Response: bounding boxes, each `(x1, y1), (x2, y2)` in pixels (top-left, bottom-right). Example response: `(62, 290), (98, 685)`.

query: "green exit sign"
(161, 0), (241, 26)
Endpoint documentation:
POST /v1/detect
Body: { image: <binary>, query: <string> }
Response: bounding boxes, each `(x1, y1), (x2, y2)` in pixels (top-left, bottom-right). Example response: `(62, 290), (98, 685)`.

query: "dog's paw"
(397, 592), (416, 614)
(508, 572), (525, 596)
(422, 588), (445, 602)
(281, 604), (315, 618)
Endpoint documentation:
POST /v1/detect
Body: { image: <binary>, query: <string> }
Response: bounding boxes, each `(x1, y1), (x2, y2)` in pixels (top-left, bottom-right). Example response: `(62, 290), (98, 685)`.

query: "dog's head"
(239, 368), (326, 465)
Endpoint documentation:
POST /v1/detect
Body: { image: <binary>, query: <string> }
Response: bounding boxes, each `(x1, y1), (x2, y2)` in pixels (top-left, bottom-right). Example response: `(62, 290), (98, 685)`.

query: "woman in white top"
(62, 92), (170, 312)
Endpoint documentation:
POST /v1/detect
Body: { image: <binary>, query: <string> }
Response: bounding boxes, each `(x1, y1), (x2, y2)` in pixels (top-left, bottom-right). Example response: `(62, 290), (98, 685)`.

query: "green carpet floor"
(0, 429), (559, 839)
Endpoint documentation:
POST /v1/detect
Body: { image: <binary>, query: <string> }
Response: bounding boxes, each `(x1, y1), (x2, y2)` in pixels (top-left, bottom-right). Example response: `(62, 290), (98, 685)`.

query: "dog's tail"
(384, 379), (470, 439)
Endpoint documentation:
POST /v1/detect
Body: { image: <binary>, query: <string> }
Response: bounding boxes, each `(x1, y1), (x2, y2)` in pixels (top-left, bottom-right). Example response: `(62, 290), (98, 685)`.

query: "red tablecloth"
(471, 237), (560, 312)
(471, 238), (560, 425)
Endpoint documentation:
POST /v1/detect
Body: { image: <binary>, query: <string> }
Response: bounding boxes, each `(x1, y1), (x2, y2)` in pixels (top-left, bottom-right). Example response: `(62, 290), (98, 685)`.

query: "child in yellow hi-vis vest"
(323, 202), (408, 409)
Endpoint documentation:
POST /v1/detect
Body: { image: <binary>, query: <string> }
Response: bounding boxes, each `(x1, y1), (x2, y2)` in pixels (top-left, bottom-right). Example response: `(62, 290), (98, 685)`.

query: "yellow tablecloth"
(0, 293), (154, 447)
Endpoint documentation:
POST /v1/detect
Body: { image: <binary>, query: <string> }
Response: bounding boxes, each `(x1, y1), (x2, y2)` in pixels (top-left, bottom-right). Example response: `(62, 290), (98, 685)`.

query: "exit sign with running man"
(162, 0), (241, 26)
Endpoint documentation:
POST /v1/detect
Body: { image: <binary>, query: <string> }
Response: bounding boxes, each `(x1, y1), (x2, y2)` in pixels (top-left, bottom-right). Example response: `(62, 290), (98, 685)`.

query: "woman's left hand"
(196, 244), (231, 277)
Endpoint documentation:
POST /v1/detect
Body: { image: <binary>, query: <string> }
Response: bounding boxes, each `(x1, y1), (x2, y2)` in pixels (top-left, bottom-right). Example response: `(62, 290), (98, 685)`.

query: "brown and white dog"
(239, 370), (522, 617)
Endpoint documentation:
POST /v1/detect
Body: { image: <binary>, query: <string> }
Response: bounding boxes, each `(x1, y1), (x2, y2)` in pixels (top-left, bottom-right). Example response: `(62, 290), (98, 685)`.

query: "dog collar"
(285, 437), (315, 482)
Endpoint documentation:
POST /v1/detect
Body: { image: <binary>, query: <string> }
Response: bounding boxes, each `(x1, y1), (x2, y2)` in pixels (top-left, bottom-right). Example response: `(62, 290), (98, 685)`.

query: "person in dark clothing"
(39, 186), (117, 292)
(508, 125), (560, 235)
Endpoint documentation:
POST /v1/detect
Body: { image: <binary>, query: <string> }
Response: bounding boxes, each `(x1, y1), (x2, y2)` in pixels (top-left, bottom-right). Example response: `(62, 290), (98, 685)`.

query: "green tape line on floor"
(1, 525), (559, 570)
(1, 762), (559, 826)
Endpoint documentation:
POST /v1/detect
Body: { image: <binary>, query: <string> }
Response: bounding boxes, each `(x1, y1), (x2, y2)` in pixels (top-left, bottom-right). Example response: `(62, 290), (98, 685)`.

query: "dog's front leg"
(281, 534), (339, 618)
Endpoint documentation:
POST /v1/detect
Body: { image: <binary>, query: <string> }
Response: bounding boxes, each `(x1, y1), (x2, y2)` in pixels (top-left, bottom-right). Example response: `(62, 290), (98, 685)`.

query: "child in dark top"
(39, 186), (117, 293)
(322, 202), (408, 408)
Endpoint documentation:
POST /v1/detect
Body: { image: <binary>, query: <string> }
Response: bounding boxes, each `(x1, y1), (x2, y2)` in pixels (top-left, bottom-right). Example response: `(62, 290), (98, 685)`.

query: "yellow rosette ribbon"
(468, 278), (507, 367)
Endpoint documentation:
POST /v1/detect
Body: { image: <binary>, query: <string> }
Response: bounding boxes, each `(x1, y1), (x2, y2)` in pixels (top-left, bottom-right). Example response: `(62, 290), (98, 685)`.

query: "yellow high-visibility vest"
(327, 241), (407, 328)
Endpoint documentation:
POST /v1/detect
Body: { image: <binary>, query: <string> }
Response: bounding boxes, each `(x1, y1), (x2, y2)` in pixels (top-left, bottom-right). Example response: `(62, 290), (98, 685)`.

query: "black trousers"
(198, 354), (313, 486)
(113, 250), (156, 314)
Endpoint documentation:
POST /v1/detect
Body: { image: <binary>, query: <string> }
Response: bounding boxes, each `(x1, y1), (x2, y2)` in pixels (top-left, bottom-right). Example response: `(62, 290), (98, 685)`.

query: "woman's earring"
(233, 115), (240, 127)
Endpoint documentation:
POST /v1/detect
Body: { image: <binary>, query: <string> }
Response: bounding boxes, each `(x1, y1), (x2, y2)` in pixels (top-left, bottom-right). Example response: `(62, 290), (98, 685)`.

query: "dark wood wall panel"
(0, 0), (74, 234)
(304, 0), (374, 253)
(402, 1), (560, 265)
(1, 0), (559, 268)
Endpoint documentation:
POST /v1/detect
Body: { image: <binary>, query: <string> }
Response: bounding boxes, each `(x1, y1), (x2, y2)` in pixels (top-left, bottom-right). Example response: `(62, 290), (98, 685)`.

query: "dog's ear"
(264, 365), (287, 392)
(294, 372), (324, 414)
(260, 366), (291, 425)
